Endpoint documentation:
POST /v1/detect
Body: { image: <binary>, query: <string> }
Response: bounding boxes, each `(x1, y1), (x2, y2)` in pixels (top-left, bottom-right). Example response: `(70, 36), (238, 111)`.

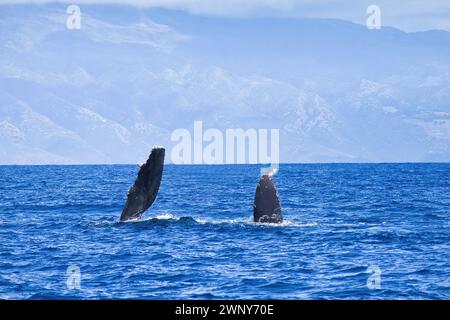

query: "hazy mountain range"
(1, 4), (450, 164)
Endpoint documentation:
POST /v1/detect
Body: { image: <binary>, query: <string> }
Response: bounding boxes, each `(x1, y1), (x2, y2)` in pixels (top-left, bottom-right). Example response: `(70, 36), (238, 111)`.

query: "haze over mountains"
(1, 4), (450, 164)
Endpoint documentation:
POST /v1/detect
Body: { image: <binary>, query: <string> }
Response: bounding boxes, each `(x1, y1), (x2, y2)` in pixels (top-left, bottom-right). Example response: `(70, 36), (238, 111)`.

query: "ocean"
(0, 163), (449, 299)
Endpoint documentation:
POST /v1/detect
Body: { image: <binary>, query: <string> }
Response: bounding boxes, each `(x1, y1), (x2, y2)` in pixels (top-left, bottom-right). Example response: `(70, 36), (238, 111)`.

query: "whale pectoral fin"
(253, 174), (282, 223)
(120, 147), (165, 222)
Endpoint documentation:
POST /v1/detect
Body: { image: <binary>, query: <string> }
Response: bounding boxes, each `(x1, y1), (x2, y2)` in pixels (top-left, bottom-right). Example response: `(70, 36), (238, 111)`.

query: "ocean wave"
(91, 214), (318, 229)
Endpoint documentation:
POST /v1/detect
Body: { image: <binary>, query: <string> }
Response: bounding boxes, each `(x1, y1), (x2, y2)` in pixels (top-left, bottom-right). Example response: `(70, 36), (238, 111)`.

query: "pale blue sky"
(1, 0), (450, 32)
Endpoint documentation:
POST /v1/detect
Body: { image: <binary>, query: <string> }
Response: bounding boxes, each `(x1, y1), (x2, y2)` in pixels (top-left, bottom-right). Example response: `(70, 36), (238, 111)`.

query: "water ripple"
(0, 164), (449, 299)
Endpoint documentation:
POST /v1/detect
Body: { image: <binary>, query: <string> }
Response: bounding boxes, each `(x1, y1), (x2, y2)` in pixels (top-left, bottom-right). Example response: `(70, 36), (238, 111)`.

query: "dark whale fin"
(120, 147), (165, 221)
(253, 172), (282, 223)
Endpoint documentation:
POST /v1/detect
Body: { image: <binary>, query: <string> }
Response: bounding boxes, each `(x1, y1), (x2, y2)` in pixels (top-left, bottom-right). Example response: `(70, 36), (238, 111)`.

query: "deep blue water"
(0, 163), (449, 299)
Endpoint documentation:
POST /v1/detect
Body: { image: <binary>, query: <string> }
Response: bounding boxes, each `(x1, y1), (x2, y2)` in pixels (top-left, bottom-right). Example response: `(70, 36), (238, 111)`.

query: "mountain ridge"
(1, 5), (449, 164)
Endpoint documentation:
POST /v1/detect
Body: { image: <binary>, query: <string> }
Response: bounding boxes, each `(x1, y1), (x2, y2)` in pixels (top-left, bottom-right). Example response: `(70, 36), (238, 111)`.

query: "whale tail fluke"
(253, 172), (282, 223)
(120, 147), (165, 222)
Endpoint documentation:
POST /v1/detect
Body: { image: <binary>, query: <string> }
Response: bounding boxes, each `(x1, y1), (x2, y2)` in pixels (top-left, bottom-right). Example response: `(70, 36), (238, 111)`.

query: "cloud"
(0, 0), (450, 31)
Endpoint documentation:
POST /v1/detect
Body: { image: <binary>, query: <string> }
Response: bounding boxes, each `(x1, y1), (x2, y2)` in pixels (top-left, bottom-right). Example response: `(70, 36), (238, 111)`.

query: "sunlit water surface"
(0, 164), (449, 299)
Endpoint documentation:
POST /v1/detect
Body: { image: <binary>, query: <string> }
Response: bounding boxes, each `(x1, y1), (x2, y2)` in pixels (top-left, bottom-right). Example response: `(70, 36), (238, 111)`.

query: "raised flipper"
(253, 170), (282, 223)
(120, 147), (165, 221)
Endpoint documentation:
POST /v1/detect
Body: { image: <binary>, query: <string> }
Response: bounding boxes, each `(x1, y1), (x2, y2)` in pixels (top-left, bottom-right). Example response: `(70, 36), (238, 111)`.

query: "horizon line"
(1, 161), (450, 166)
